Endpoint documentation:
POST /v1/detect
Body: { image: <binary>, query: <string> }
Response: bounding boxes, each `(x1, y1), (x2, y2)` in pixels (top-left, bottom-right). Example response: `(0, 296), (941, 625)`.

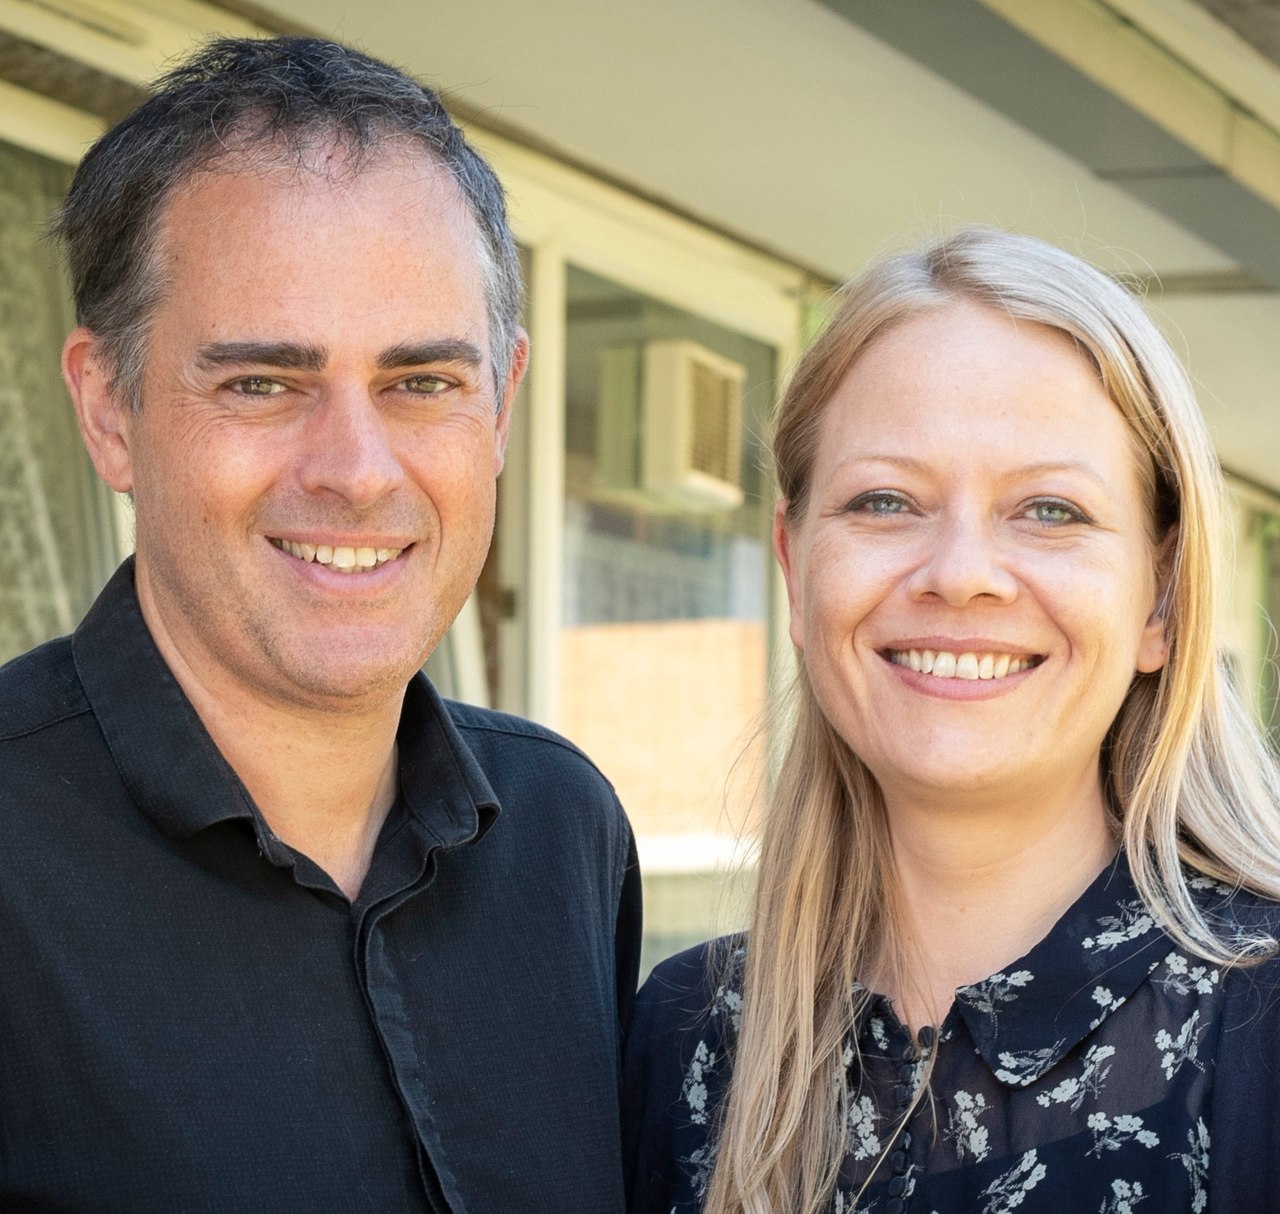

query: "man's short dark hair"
(52, 36), (523, 407)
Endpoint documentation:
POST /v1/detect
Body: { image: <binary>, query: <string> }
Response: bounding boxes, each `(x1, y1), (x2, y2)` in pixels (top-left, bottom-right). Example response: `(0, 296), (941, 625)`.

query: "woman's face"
(776, 300), (1169, 815)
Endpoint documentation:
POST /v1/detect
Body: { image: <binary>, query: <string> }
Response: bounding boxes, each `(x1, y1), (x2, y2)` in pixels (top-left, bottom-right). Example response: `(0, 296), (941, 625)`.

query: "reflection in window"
(561, 265), (776, 968)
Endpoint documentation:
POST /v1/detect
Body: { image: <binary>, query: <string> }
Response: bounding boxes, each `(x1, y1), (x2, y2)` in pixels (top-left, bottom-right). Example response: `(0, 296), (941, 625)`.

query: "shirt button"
(888, 1175), (908, 1197)
(891, 1149), (908, 1171)
(885, 1199), (906, 1214)
(917, 1025), (937, 1049)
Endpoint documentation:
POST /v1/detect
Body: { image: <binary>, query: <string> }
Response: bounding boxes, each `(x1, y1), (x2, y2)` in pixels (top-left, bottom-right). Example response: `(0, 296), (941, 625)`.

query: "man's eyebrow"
(376, 340), (484, 370)
(195, 341), (327, 371)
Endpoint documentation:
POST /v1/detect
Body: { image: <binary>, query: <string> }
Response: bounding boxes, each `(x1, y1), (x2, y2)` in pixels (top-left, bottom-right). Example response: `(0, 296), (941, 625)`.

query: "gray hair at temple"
(51, 36), (524, 409)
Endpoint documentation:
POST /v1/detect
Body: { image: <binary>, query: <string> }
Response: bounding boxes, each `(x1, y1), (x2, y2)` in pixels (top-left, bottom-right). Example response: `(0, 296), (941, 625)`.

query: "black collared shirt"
(624, 855), (1280, 1213)
(0, 561), (641, 1212)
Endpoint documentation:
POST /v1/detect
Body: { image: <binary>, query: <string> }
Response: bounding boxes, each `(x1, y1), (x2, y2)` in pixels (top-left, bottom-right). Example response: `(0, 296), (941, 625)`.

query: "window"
(0, 138), (118, 661)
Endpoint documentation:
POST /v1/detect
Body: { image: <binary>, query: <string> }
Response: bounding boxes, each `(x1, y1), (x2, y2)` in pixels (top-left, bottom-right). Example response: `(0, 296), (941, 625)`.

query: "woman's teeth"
(888, 649), (1037, 680)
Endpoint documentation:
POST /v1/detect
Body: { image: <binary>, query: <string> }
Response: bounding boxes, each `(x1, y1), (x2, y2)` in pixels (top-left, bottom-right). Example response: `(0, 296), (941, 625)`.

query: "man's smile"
(268, 537), (406, 573)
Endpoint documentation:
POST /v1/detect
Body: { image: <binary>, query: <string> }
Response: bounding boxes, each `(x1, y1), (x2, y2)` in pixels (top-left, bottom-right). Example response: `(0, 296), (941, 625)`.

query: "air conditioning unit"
(596, 339), (746, 512)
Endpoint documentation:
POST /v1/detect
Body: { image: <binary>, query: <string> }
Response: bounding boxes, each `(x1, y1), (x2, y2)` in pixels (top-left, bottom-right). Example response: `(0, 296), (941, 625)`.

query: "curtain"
(0, 139), (118, 662)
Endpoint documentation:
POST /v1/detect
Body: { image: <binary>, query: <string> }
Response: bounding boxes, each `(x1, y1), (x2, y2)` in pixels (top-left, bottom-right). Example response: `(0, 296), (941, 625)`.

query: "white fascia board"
(0, 77), (103, 163)
(980, 0), (1280, 209)
(0, 0), (267, 87)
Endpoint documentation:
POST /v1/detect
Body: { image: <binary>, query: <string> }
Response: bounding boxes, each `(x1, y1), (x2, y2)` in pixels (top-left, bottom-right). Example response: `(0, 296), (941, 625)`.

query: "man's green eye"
(403, 375), (450, 395)
(233, 377), (284, 396)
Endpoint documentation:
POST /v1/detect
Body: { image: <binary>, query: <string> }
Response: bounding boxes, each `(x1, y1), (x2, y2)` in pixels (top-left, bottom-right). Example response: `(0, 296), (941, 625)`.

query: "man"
(0, 36), (640, 1212)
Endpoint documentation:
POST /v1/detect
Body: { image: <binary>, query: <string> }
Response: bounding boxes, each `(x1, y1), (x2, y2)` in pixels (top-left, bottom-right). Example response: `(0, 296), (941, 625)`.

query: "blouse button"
(885, 1199), (906, 1214)
(917, 1025), (937, 1049)
(888, 1175), (908, 1197)
(890, 1149), (908, 1172)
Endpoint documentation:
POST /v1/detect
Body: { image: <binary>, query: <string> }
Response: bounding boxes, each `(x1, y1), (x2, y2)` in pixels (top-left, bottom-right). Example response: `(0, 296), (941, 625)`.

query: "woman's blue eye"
(1027, 499), (1083, 524)
(849, 492), (910, 515)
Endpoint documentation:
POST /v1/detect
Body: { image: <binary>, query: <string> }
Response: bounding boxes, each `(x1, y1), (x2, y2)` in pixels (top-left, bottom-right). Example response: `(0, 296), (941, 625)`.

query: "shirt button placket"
(884, 1024), (933, 1214)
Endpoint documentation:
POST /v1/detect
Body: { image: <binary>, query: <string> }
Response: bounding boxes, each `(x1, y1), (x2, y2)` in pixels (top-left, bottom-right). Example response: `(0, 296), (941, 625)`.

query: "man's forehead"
(136, 140), (493, 373)
(148, 145), (486, 296)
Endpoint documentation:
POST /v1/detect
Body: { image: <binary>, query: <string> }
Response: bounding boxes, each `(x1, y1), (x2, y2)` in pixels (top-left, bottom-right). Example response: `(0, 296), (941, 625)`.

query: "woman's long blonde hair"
(704, 227), (1280, 1214)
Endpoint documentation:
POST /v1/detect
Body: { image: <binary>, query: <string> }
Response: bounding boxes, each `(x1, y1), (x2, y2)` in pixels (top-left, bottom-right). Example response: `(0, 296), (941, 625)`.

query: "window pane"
(0, 140), (116, 661)
(561, 265), (776, 971)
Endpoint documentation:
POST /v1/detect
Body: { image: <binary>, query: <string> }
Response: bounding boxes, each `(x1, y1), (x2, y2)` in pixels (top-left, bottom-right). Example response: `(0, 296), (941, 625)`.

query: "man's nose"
(905, 512), (1018, 606)
(296, 388), (404, 507)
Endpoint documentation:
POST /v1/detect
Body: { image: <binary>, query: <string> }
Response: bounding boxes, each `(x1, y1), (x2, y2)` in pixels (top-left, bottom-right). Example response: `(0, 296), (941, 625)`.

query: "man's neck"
(210, 704), (402, 901)
(139, 608), (405, 902)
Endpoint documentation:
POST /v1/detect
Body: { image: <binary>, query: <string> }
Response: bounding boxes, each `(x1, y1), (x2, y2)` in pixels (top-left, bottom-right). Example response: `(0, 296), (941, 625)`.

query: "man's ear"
(1136, 526), (1178, 675)
(62, 328), (135, 494)
(772, 499), (806, 650)
(493, 328), (530, 475)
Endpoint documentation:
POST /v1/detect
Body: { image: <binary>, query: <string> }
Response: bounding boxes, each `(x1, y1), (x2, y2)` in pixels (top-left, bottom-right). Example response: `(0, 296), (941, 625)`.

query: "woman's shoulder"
(636, 936), (746, 1018)
(624, 937), (746, 1213)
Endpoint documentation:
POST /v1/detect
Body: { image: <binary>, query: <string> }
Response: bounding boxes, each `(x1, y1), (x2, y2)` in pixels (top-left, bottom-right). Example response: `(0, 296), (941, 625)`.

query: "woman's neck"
(869, 777), (1117, 1035)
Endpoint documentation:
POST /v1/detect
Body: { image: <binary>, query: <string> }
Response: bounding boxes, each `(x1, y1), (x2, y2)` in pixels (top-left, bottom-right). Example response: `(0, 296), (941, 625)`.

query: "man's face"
(75, 147), (524, 714)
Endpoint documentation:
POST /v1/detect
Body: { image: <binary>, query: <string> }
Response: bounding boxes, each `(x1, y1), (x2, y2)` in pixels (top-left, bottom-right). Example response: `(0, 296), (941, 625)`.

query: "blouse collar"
(948, 853), (1173, 1087)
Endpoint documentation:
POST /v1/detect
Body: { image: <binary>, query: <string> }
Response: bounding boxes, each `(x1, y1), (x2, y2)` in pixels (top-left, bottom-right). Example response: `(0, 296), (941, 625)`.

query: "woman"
(623, 227), (1280, 1214)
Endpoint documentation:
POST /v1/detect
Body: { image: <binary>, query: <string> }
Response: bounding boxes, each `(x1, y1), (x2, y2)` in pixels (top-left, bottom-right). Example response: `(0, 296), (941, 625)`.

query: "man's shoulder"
(443, 698), (619, 797)
(0, 635), (89, 743)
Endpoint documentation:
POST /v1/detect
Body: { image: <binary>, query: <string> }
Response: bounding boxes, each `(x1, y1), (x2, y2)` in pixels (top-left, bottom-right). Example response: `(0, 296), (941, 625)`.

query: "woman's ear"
(1136, 526), (1178, 675)
(63, 328), (135, 494)
(773, 500), (806, 650)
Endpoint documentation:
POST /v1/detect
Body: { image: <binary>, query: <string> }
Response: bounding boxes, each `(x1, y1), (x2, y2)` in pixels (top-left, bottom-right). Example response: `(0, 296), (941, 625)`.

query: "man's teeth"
(889, 649), (1036, 681)
(271, 538), (402, 572)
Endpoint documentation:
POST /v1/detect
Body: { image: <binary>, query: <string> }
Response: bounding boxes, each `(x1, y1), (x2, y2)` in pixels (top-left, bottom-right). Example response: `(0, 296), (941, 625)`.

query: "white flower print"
(980, 1149), (1046, 1212)
(1172, 1119), (1210, 1212)
(1099, 1178), (1147, 1213)
(676, 976), (745, 1126)
(1088, 985), (1128, 1030)
(944, 1089), (991, 1161)
(1155, 951), (1220, 997)
(1086, 1112), (1160, 1158)
(1035, 1043), (1115, 1110)
(684, 1141), (717, 1198)
(1188, 874), (1234, 897)
(846, 1093), (882, 1161)
(1083, 900), (1156, 951)
(1155, 1010), (1205, 1080)
(964, 970), (1034, 1028)
(869, 1016), (889, 1053)
(994, 1042), (1065, 1086)
(679, 1040), (716, 1126)
(710, 979), (743, 1035)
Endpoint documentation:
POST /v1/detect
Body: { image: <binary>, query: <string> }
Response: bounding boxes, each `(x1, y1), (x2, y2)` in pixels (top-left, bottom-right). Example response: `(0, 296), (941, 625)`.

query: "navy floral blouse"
(623, 856), (1280, 1213)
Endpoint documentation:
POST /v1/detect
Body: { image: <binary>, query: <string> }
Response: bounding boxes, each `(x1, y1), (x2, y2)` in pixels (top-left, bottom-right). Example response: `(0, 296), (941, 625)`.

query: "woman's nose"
(906, 512), (1018, 606)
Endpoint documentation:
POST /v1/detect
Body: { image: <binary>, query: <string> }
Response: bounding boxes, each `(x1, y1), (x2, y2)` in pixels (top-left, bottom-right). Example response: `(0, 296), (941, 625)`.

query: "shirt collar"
(950, 852), (1171, 1088)
(72, 559), (498, 852)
